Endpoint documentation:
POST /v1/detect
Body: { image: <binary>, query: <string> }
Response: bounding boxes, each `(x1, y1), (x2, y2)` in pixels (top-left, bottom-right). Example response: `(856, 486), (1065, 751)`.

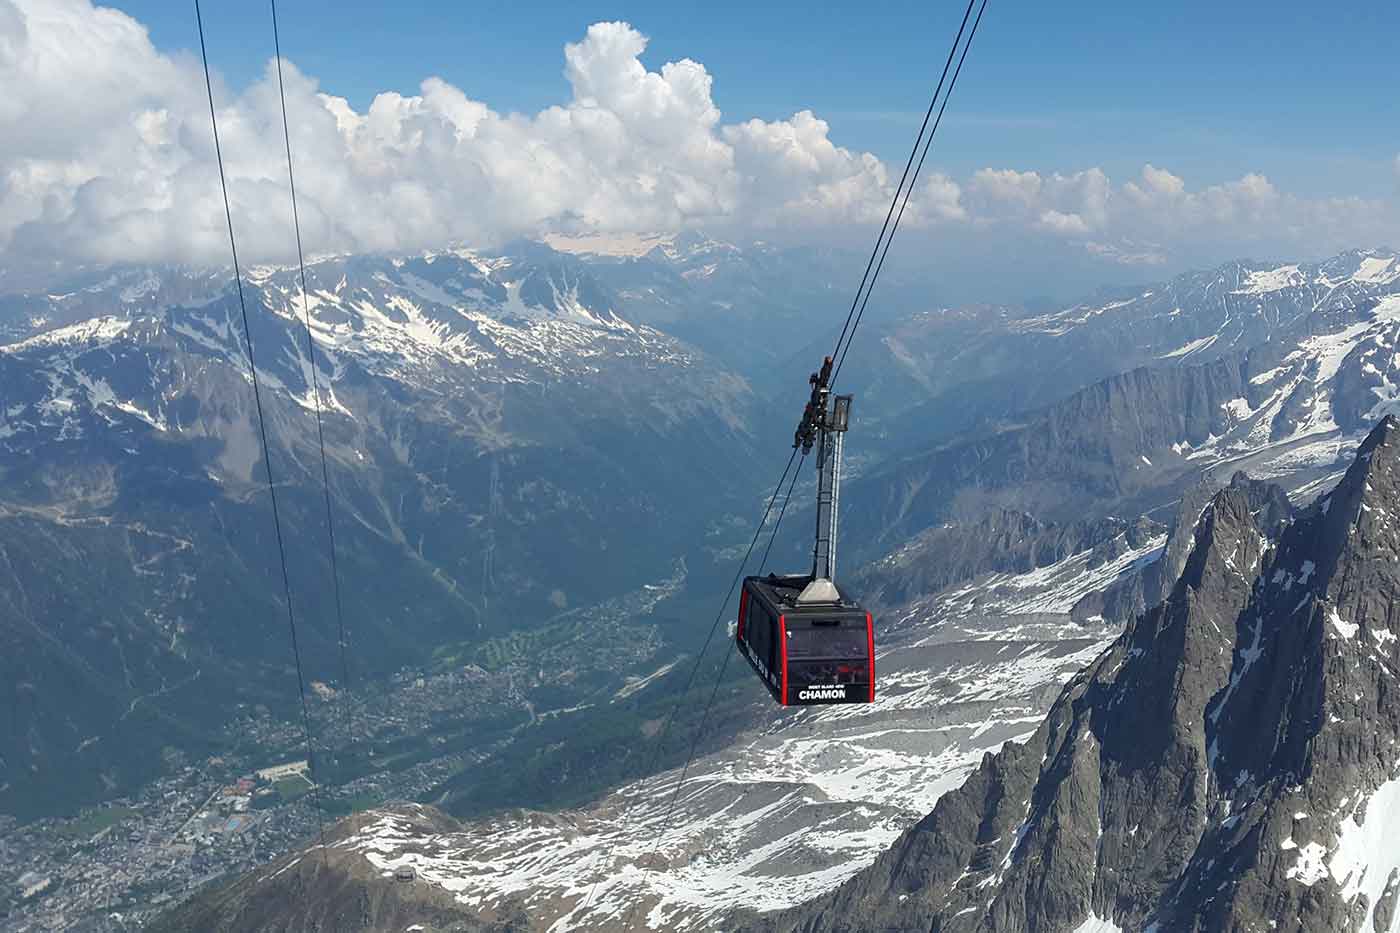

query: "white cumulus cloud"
(966, 163), (1396, 268)
(0, 1), (961, 272)
(0, 0), (1396, 285)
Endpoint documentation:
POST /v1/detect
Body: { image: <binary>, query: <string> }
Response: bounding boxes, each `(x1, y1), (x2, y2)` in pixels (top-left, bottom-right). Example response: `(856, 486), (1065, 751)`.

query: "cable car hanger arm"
(788, 355), (852, 605)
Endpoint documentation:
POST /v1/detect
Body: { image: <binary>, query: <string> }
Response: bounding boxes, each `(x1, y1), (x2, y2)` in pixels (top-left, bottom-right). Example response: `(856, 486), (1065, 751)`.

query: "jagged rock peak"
(1307, 413), (1400, 575)
(755, 419), (1400, 933)
(1223, 470), (1294, 536)
(1072, 471), (1292, 626)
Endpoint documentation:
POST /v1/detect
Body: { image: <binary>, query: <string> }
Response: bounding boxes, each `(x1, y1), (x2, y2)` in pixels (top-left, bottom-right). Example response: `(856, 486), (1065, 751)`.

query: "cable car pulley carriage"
(736, 357), (875, 706)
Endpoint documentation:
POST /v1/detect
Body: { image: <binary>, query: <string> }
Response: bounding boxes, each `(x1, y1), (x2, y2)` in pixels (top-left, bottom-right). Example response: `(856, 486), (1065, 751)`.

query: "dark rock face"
(755, 417), (1400, 933)
(1073, 471), (1293, 625)
(840, 352), (1260, 564)
(841, 271), (1400, 567)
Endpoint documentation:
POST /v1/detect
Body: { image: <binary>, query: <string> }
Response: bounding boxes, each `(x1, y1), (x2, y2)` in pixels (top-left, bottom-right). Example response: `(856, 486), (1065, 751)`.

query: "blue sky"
(117, 0), (1400, 200)
(3, 0), (1397, 298)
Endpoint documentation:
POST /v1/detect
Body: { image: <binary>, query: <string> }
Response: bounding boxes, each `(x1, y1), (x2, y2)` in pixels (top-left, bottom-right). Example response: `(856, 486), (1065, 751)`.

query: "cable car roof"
(745, 573), (865, 613)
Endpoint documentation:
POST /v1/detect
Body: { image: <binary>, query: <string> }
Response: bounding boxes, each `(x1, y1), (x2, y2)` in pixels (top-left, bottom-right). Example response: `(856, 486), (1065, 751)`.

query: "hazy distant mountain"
(0, 247), (762, 819)
(828, 248), (1400, 447)
(837, 252), (1400, 562)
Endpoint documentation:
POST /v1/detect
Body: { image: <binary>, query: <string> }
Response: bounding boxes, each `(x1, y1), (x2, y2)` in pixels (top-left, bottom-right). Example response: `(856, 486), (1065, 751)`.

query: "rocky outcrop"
(755, 417), (1400, 933)
(1072, 471), (1292, 625)
(148, 805), (526, 933)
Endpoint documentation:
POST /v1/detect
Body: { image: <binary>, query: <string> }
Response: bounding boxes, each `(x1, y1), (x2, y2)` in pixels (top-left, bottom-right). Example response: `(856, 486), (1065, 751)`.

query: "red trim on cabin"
(866, 612), (876, 702)
(737, 587), (749, 641)
(779, 614), (789, 705)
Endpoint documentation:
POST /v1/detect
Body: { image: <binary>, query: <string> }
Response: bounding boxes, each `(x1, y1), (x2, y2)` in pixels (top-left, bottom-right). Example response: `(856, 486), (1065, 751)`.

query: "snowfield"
(323, 547), (1140, 929)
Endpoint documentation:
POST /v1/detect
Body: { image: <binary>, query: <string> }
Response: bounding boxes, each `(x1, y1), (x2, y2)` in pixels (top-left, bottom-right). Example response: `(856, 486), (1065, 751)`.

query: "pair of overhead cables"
(200, 0), (987, 913)
(194, 0), (351, 860)
(829, 0), (989, 390)
(605, 2), (991, 928)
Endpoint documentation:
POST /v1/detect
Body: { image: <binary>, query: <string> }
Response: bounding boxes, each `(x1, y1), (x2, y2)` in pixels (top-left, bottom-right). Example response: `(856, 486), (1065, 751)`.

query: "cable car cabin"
(736, 573), (874, 706)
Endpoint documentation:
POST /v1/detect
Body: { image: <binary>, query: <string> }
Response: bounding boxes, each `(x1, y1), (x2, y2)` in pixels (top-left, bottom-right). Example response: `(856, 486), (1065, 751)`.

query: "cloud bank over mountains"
(1, 0), (1396, 285)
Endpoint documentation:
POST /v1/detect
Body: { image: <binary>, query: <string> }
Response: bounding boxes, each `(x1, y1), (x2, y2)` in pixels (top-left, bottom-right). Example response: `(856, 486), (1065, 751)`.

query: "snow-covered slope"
(144, 247), (1400, 932)
(237, 528), (1164, 931)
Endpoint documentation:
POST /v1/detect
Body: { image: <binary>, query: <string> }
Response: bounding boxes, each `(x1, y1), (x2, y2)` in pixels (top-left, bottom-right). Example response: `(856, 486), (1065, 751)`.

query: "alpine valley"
(5, 241), (1400, 933)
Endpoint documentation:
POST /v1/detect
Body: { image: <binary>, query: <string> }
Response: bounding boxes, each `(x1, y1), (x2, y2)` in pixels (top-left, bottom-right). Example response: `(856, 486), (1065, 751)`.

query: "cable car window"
(748, 600), (774, 670)
(786, 624), (868, 659)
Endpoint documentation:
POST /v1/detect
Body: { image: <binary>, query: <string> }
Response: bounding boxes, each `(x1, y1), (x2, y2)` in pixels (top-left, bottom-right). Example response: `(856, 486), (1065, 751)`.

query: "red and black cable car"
(736, 359), (875, 706)
(737, 573), (874, 706)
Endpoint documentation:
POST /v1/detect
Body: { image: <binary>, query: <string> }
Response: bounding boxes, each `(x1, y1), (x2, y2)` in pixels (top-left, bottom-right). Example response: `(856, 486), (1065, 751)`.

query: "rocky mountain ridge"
(831, 248), (1400, 446)
(0, 245), (765, 820)
(759, 416), (1400, 933)
(839, 276), (1400, 564)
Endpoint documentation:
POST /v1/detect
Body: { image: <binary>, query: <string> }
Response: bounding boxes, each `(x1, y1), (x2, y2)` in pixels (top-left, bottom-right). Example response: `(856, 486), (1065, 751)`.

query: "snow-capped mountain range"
(0, 240), (773, 823)
(836, 249), (1400, 567)
(5, 242), (1400, 931)
(832, 248), (1400, 445)
(0, 247), (727, 447)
